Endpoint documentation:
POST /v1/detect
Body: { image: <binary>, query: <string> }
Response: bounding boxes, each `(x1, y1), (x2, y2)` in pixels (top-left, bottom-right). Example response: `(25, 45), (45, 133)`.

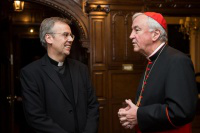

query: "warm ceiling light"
(13, 0), (24, 12)
(30, 29), (34, 33)
(179, 17), (199, 39)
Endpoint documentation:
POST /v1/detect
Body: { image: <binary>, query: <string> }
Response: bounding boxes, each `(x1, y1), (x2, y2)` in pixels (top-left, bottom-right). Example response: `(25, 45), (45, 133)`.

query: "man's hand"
(118, 99), (138, 129)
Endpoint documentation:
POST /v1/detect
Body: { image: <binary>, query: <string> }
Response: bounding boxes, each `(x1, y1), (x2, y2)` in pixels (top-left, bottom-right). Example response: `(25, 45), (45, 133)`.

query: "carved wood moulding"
(84, 2), (110, 14)
(143, 0), (200, 15)
(111, 11), (133, 61)
(72, 0), (82, 7)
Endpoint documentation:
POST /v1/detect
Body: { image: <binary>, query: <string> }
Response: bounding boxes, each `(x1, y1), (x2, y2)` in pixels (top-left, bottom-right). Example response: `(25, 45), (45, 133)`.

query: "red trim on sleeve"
(165, 107), (178, 128)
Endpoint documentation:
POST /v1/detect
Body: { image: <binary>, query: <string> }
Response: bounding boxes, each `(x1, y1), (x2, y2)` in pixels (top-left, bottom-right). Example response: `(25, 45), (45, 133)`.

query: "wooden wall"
(88, 3), (146, 132)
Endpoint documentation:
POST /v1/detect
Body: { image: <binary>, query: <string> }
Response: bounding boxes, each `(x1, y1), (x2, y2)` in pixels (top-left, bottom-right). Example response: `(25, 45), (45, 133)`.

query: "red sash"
(135, 123), (191, 133)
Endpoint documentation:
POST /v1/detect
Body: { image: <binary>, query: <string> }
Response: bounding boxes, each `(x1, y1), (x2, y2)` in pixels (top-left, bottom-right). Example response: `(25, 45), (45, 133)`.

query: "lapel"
(41, 54), (71, 102)
(67, 58), (79, 104)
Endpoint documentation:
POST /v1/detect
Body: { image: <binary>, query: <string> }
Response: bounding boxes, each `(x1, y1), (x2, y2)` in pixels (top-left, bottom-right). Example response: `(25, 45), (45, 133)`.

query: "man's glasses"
(47, 32), (75, 41)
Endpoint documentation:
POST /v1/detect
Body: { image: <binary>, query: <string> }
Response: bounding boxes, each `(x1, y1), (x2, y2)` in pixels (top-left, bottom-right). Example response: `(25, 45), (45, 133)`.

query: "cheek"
(135, 35), (143, 44)
(56, 40), (65, 47)
(137, 34), (148, 44)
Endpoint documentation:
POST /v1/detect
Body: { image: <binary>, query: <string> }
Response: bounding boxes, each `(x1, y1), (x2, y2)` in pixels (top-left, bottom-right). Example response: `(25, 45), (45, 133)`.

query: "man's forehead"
(132, 15), (147, 27)
(54, 21), (69, 27)
(53, 22), (70, 30)
(133, 14), (147, 23)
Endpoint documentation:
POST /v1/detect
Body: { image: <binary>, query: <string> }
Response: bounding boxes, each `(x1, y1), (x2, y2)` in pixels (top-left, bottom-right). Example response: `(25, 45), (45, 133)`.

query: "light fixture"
(30, 28), (34, 33)
(13, 0), (24, 12)
(179, 17), (199, 39)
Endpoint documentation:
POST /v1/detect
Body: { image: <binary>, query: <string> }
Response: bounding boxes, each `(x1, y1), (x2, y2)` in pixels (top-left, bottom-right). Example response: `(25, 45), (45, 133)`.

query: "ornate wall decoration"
(84, 2), (110, 14)
(142, 0), (200, 15)
(72, 0), (82, 7)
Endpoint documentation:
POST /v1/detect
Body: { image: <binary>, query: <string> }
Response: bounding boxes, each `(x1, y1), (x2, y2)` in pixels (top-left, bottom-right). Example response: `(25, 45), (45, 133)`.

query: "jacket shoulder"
(165, 46), (190, 60)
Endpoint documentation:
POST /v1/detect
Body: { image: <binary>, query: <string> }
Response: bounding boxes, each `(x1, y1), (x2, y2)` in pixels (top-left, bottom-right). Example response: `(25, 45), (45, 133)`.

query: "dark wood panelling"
(93, 71), (106, 98)
(93, 71), (107, 132)
(109, 11), (146, 67)
(112, 14), (126, 62)
(93, 20), (105, 63)
(89, 12), (109, 132)
(108, 70), (143, 99)
(90, 15), (107, 70)
(98, 105), (108, 133)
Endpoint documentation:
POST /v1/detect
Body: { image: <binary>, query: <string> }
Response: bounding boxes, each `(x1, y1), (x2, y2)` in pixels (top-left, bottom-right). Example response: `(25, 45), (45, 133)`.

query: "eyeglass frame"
(46, 32), (75, 41)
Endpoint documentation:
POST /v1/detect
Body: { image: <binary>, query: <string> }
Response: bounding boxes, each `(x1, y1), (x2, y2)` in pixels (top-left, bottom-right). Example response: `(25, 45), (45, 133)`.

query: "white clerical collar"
(58, 62), (64, 67)
(48, 55), (64, 67)
(147, 42), (165, 60)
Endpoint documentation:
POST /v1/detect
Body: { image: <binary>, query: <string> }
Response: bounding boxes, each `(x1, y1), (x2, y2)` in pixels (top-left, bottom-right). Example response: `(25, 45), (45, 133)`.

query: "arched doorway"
(0, 0), (90, 133)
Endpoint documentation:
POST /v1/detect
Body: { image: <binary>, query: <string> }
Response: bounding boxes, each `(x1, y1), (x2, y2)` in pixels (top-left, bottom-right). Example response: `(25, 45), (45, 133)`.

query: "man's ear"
(45, 34), (53, 44)
(152, 29), (161, 41)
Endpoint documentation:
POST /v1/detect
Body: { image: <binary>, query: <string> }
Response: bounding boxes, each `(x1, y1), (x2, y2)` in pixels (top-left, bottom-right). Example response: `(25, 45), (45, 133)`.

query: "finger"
(118, 111), (121, 117)
(119, 110), (128, 116)
(125, 124), (131, 129)
(124, 106), (130, 111)
(126, 114), (134, 119)
(118, 110), (122, 116)
(122, 121), (130, 127)
(119, 116), (127, 122)
(129, 124), (135, 129)
(118, 108), (126, 114)
(118, 112), (126, 117)
(118, 108), (125, 112)
(120, 120), (127, 124)
(126, 118), (134, 122)
(120, 118), (127, 124)
(125, 99), (135, 108)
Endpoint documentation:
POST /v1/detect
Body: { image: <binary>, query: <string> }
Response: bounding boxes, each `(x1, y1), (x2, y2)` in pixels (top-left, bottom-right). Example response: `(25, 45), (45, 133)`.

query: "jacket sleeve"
(82, 65), (99, 133)
(20, 68), (69, 133)
(137, 55), (198, 132)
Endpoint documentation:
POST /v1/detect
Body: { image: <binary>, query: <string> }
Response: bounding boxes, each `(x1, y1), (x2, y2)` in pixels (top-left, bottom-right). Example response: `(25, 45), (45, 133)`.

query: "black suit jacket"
(20, 54), (99, 133)
(136, 45), (198, 132)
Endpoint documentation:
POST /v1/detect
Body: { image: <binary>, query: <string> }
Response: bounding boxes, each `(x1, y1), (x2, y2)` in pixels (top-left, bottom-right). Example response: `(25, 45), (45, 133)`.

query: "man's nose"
(67, 36), (73, 42)
(129, 31), (134, 39)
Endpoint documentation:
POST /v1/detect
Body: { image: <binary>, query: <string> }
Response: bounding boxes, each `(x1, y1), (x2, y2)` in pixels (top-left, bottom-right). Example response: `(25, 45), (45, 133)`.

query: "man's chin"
(133, 47), (139, 52)
(64, 52), (70, 56)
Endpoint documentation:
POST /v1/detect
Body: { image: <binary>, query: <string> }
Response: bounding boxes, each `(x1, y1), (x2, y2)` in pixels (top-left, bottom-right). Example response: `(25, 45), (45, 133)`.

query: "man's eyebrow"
(133, 26), (140, 29)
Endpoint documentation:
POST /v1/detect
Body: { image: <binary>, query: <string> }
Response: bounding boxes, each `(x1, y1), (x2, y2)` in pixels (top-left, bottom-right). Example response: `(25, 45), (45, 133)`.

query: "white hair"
(132, 12), (168, 42)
